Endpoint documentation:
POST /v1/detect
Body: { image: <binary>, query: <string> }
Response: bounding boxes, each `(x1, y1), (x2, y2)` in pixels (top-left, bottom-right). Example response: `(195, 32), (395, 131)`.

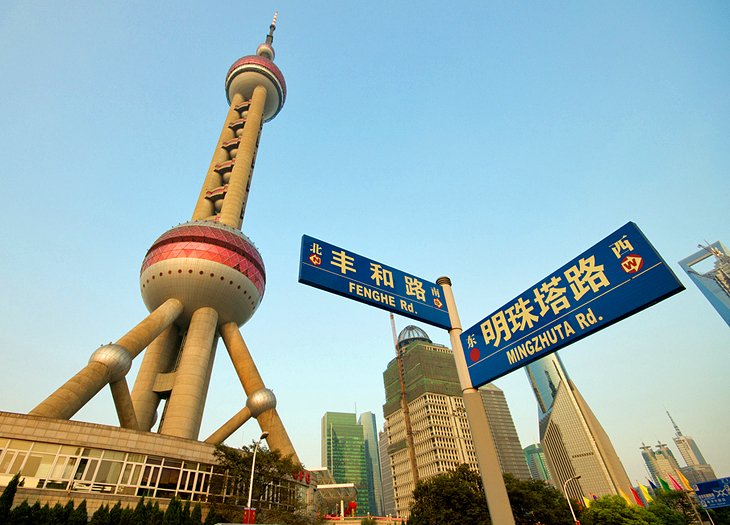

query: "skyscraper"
(679, 241), (730, 326)
(524, 443), (552, 482)
(668, 412), (717, 485)
(359, 412), (384, 516)
(321, 412), (370, 515)
(382, 325), (528, 517)
(526, 353), (632, 502)
(0, 17), (305, 514)
(379, 429), (396, 517)
(641, 442), (682, 486)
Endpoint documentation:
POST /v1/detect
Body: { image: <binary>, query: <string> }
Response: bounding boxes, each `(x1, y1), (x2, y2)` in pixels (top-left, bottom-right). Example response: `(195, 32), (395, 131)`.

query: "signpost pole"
(436, 277), (516, 525)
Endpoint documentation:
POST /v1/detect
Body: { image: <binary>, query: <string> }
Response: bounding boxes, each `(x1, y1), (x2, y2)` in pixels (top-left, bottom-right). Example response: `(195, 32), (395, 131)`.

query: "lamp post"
(563, 475), (581, 525)
(244, 431), (269, 524)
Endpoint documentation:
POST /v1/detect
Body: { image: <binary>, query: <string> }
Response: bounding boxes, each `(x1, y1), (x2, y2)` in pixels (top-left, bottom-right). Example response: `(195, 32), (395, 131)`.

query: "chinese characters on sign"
(298, 235), (451, 330)
(461, 222), (684, 388)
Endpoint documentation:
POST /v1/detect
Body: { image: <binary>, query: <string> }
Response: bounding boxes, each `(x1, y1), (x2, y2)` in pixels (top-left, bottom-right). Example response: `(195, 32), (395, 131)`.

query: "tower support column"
(219, 84), (267, 229)
(131, 325), (180, 431)
(160, 307), (219, 440)
(30, 298), (183, 420)
(192, 92), (245, 221)
(217, 321), (299, 462)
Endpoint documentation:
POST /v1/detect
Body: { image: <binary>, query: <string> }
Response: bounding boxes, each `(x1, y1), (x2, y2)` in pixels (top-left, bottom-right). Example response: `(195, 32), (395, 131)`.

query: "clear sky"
(0, 1), (728, 487)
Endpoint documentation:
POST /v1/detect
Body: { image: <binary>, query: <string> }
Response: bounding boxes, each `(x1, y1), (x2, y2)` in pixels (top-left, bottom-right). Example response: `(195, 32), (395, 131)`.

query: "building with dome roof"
(381, 325), (529, 517)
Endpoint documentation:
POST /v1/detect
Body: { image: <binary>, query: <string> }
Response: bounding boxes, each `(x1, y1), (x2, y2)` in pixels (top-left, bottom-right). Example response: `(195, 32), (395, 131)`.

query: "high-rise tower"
(27, 14), (297, 460)
(526, 353), (631, 502)
(667, 411), (717, 485)
(382, 326), (529, 517)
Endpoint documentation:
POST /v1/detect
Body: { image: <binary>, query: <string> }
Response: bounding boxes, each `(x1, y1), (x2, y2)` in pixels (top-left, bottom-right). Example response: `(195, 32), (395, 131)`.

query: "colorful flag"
(658, 477), (671, 491)
(668, 474), (684, 491)
(620, 489), (634, 506)
(676, 470), (694, 492)
(639, 483), (654, 503)
(647, 478), (659, 491)
(582, 496), (592, 508)
(630, 487), (645, 507)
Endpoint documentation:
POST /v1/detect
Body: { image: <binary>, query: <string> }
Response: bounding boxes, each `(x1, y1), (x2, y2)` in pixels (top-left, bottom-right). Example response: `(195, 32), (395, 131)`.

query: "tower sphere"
(89, 344), (132, 383)
(226, 55), (286, 122)
(140, 222), (265, 327)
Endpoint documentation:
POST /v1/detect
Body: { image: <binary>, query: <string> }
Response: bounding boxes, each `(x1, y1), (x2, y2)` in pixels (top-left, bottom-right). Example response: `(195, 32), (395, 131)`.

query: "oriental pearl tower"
(30, 15), (298, 461)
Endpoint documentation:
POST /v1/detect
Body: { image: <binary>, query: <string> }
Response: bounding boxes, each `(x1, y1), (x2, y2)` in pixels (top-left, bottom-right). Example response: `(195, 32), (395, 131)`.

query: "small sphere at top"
(256, 43), (275, 61)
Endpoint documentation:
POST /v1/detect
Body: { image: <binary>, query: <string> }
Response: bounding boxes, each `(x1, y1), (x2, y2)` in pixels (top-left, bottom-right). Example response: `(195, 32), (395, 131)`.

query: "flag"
(668, 474), (684, 491)
(630, 487), (645, 507)
(647, 478), (659, 491)
(620, 489), (634, 506)
(582, 496), (592, 508)
(639, 484), (654, 503)
(658, 477), (671, 491)
(676, 470), (694, 492)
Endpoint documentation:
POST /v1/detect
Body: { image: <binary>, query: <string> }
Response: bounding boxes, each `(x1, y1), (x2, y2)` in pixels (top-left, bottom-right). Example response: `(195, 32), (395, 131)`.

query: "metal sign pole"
(437, 277), (516, 525)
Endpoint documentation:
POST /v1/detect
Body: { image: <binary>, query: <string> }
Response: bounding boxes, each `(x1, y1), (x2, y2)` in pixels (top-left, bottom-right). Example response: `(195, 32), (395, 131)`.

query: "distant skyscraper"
(379, 428), (396, 517)
(359, 412), (384, 516)
(382, 326), (529, 517)
(667, 411), (717, 486)
(526, 353), (632, 502)
(641, 442), (682, 485)
(679, 241), (730, 326)
(524, 443), (552, 482)
(321, 412), (370, 515)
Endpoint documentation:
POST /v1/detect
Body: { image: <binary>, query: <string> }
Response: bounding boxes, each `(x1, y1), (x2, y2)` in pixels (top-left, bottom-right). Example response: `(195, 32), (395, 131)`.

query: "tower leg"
(204, 406), (252, 444)
(110, 378), (139, 429)
(131, 325), (180, 431)
(159, 307), (218, 440)
(218, 322), (299, 462)
(30, 298), (183, 420)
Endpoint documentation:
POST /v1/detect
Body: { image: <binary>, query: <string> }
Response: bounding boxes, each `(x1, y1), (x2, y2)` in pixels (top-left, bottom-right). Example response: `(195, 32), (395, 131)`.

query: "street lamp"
(244, 431), (269, 524)
(563, 475), (582, 525)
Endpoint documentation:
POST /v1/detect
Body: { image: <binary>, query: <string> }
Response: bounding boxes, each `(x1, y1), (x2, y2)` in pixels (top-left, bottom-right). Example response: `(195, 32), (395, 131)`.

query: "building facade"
(524, 443), (552, 482)
(679, 241), (730, 326)
(359, 412), (384, 516)
(526, 353), (632, 502)
(382, 326), (528, 517)
(378, 429), (395, 517)
(321, 412), (370, 515)
(668, 411), (717, 486)
(641, 442), (682, 486)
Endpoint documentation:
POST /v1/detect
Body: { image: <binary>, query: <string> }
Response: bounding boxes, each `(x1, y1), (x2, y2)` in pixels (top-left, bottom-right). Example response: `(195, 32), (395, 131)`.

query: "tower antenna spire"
(667, 410), (683, 436)
(266, 11), (278, 45)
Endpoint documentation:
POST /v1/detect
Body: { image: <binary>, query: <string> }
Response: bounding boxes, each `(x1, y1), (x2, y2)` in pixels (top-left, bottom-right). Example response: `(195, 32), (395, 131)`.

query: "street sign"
(697, 477), (730, 509)
(460, 222), (684, 388)
(298, 234), (451, 330)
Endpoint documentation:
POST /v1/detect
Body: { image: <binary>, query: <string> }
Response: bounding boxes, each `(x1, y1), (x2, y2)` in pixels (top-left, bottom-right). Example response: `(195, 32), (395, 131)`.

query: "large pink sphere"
(225, 55), (286, 121)
(140, 222), (265, 327)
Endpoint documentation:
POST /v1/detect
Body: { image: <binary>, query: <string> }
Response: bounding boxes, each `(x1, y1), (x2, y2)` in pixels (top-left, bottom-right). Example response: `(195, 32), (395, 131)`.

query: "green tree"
(163, 496), (183, 525)
(647, 490), (700, 524)
(90, 503), (111, 525)
(0, 472), (21, 522)
(31, 501), (50, 524)
(503, 473), (574, 525)
(190, 502), (203, 525)
(409, 464), (490, 525)
(69, 500), (89, 525)
(203, 503), (225, 525)
(130, 497), (147, 525)
(581, 495), (661, 525)
(108, 501), (123, 525)
(8, 499), (32, 525)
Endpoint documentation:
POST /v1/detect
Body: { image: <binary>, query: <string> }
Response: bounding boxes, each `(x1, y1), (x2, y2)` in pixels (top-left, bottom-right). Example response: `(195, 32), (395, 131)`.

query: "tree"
(163, 497), (183, 525)
(503, 473), (574, 525)
(190, 503), (203, 525)
(8, 500), (32, 525)
(0, 473), (21, 522)
(409, 464), (490, 525)
(70, 500), (89, 525)
(203, 503), (225, 525)
(91, 503), (111, 525)
(647, 490), (699, 524)
(580, 495), (661, 525)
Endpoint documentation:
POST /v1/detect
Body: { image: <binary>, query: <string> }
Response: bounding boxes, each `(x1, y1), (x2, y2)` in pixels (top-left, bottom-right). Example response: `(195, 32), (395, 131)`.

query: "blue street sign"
(298, 235), (451, 330)
(460, 222), (684, 388)
(697, 477), (730, 509)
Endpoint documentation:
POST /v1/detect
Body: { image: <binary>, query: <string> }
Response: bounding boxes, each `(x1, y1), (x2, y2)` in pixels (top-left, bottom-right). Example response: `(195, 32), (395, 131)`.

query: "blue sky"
(0, 1), (728, 486)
